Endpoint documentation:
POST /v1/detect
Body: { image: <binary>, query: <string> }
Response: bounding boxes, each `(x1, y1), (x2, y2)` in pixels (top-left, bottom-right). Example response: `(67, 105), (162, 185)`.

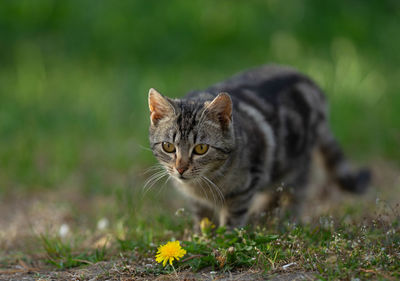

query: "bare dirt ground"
(1, 261), (316, 281)
(0, 160), (399, 280)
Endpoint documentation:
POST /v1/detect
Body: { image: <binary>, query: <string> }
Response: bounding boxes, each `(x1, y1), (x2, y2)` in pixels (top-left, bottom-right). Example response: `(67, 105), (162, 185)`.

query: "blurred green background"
(0, 0), (399, 196)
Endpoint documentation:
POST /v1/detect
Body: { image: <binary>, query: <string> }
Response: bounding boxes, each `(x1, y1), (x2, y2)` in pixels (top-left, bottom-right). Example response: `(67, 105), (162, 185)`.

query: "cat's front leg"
(190, 200), (215, 232)
(219, 198), (253, 229)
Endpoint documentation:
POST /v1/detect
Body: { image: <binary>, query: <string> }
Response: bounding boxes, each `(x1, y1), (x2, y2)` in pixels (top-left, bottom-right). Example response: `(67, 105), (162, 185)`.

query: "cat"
(148, 64), (371, 229)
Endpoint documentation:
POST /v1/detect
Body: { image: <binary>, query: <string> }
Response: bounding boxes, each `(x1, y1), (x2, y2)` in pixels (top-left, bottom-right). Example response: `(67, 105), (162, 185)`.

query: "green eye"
(162, 142), (176, 153)
(193, 144), (209, 155)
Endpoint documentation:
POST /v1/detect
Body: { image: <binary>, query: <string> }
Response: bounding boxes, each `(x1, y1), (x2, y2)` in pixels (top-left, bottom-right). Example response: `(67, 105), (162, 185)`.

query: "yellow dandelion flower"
(200, 217), (215, 235)
(155, 241), (187, 267)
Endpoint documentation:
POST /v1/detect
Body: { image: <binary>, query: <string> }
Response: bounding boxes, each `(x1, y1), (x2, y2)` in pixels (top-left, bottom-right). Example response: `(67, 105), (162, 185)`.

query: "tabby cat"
(148, 65), (370, 228)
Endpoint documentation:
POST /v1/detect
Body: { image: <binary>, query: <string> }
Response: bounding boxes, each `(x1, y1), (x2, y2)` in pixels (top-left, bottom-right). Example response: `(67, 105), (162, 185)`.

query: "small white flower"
(97, 218), (109, 230)
(175, 208), (185, 216)
(59, 224), (70, 238)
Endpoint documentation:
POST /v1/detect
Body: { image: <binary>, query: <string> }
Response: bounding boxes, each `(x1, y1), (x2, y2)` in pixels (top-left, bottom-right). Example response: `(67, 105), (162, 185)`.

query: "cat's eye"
(193, 144), (209, 155)
(162, 142), (176, 153)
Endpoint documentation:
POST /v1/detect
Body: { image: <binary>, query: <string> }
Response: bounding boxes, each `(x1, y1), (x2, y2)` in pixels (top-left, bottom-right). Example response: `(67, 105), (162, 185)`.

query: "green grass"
(36, 199), (400, 279)
(41, 235), (107, 269)
(2, 168), (399, 278)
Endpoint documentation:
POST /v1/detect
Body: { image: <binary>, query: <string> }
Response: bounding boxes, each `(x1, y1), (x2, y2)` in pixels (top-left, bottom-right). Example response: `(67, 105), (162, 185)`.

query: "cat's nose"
(176, 167), (187, 175)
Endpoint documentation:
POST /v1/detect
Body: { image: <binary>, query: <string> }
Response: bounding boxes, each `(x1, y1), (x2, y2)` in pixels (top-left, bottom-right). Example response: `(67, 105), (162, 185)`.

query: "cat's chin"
(174, 176), (192, 182)
(171, 175), (197, 184)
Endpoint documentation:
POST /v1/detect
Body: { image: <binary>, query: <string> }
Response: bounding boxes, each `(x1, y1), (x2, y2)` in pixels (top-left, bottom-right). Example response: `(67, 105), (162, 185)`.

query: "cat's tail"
(318, 123), (371, 194)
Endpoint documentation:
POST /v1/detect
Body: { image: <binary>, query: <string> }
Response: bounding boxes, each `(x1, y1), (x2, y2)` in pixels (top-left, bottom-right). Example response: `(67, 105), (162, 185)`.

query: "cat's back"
(186, 65), (323, 110)
(208, 65), (313, 99)
(185, 65), (324, 126)
(209, 64), (302, 91)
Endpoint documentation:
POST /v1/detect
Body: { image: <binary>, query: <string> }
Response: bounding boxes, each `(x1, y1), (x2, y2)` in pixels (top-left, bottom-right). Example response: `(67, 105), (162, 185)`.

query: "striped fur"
(148, 65), (371, 228)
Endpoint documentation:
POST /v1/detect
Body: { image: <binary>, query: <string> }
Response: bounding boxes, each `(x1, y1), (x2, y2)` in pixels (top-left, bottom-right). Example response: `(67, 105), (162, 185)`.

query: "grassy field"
(0, 0), (400, 280)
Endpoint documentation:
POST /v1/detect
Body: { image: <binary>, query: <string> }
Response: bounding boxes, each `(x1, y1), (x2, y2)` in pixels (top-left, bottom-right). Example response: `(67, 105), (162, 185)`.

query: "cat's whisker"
(144, 171), (167, 188)
(200, 176), (218, 207)
(202, 175), (225, 206)
(143, 174), (165, 196)
(143, 170), (166, 188)
(201, 176), (223, 208)
(138, 144), (153, 152)
(156, 175), (172, 196)
(142, 174), (168, 199)
(195, 177), (211, 205)
(142, 170), (168, 197)
(194, 178), (206, 202)
(141, 164), (165, 175)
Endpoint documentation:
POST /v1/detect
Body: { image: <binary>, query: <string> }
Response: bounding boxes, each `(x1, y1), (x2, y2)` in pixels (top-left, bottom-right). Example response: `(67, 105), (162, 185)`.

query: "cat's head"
(148, 88), (235, 182)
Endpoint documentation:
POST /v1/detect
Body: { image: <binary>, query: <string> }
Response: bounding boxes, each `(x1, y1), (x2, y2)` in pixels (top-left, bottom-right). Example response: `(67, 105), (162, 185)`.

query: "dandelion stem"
(171, 264), (179, 279)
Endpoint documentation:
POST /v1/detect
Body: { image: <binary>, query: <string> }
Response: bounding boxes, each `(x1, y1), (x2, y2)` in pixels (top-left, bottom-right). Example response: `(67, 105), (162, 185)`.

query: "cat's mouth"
(169, 169), (192, 180)
(172, 173), (195, 182)
(167, 167), (196, 181)
(178, 174), (192, 181)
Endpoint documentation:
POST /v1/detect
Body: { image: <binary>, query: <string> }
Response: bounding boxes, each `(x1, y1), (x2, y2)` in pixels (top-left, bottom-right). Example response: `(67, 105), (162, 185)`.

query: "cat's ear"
(204, 93), (232, 129)
(148, 88), (175, 125)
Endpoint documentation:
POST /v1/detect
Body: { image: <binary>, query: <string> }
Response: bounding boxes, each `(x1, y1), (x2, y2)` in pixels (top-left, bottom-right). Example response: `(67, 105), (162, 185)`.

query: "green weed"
(142, 216), (400, 279)
(40, 235), (107, 269)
